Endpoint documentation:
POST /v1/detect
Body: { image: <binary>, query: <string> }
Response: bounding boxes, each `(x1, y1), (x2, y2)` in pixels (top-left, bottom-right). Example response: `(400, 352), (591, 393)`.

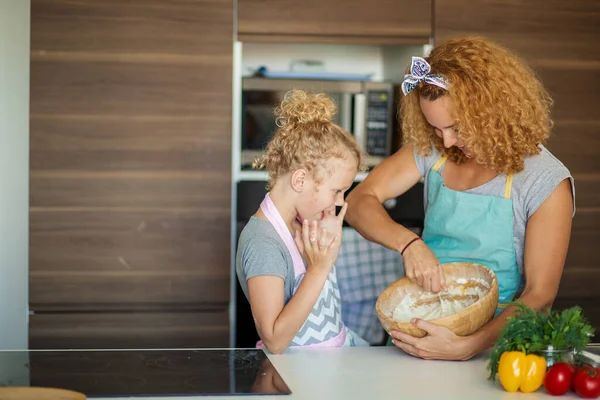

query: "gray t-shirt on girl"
(236, 217), (296, 304)
(413, 145), (576, 275)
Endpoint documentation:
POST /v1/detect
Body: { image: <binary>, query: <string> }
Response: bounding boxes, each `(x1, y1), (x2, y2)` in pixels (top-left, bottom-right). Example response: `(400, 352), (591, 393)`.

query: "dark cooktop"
(0, 349), (291, 397)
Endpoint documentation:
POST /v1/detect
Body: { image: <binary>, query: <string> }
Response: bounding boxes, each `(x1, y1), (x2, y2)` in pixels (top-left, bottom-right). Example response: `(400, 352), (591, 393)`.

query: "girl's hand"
(294, 219), (340, 275)
(402, 240), (446, 293)
(294, 202), (348, 261)
(317, 202), (348, 244)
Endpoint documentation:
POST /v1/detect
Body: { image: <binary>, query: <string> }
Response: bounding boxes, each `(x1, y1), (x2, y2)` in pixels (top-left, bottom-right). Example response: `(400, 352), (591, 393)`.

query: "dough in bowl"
(391, 278), (490, 322)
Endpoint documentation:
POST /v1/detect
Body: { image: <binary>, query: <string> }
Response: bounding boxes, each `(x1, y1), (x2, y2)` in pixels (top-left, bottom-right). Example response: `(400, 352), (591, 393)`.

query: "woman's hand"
(402, 240), (446, 293)
(294, 219), (341, 275)
(390, 318), (475, 361)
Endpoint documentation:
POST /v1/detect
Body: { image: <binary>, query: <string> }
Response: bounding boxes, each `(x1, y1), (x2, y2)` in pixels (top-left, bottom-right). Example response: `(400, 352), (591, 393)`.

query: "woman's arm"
(465, 178), (574, 356)
(345, 144), (423, 252)
(346, 144), (446, 292)
(390, 179), (574, 360)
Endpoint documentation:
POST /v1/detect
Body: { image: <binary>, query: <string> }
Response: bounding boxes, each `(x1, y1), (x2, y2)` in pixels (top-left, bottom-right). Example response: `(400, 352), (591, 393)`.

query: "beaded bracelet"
(400, 236), (423, 256)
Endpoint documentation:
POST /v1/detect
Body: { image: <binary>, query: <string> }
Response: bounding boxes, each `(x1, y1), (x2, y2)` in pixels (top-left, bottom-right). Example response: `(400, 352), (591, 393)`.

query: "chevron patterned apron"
(257, 193), (364, 348)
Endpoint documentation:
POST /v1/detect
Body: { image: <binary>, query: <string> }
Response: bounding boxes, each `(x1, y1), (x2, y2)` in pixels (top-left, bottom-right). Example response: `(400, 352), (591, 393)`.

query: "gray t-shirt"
(414, 145), (576, 274)
(236, 217), (296, 304)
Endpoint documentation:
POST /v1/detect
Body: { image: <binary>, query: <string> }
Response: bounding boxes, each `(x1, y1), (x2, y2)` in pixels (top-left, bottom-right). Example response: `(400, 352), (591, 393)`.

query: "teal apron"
(422, 155), (520, 313)
(386, 154), (520, 344)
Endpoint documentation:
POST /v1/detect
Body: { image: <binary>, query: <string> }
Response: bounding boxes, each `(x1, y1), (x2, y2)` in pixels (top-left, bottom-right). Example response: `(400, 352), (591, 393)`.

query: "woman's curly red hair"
(401, 36), (553, 174)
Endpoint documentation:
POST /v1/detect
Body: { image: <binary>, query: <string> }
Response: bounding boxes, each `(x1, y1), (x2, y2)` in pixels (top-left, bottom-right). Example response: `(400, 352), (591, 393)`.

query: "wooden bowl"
(0, 387), (86, 400)
(376, 262), (499, 338)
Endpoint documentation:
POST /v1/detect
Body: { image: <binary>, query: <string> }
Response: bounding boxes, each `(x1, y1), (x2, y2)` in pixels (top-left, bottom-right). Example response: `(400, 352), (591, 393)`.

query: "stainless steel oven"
(241, 77), (396, 168)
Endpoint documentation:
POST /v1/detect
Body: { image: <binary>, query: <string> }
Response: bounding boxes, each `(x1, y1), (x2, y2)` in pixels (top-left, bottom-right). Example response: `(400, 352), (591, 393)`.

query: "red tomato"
(573, 366), (600, 399)
(544, 362), (575, 396)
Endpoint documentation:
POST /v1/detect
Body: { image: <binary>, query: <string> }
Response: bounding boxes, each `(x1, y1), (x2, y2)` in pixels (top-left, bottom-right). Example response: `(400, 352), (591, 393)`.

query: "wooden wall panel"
(238, 0), (431, 43)
(29, 311), (230, 349)
(30, 117), (230, 171)
(435, 0), (600, 333)
(434, 0), (599, 61)
(29, 209), (229, 308)
(31, 0), (233, 54)
(30, 60), (230, 116)
(548, 122), (600, 175)
(30, 0), (234, 347)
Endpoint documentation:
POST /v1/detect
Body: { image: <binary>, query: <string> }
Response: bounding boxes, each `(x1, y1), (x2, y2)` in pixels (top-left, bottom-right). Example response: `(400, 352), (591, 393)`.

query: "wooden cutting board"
(0, 387), (86, 400)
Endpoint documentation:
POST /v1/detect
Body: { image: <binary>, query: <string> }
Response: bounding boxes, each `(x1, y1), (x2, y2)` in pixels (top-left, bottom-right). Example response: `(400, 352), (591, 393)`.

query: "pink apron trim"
(256, 327), (346, 349)
(260, 193), (306, 277)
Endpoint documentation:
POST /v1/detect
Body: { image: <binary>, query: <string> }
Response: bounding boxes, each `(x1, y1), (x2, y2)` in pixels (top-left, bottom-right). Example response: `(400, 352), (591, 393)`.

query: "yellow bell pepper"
(497, 351), (546, 393)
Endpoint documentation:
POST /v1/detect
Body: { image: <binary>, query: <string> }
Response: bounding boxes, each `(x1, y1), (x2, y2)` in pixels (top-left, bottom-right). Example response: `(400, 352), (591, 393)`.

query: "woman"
(345, 37), (575, 360)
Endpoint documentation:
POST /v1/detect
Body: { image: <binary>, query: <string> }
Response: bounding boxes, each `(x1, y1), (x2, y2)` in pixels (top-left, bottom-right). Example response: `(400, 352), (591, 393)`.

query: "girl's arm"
(248, 219), (341, 354)
(248, 269), (329, 354)
(465, 178), (574, 357)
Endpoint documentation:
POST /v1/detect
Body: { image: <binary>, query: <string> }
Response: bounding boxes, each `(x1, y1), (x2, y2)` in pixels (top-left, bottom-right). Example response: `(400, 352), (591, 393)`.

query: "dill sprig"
(487, 302), (595, 380)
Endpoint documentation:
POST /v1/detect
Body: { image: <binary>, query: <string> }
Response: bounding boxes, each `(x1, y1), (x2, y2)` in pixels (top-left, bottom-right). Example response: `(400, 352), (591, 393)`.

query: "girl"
(236, 89), (368, 354)
(346, 37), (575, 360)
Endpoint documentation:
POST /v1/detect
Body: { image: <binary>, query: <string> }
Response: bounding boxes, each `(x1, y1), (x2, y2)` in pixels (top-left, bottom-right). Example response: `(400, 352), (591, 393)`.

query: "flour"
(391, 279), (490, 322)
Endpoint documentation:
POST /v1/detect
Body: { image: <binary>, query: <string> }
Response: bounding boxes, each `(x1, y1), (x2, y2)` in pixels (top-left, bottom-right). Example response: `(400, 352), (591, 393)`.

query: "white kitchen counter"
(98, 346), (588, 400)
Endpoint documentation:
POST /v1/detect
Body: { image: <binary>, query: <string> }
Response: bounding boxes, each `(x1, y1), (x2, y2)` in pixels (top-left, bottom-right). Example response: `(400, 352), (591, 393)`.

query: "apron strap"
(504, 174), (513, 199)
(432, 154), (513, 199)
(432, 154), (448, 172)
(433, 154), (514, 200)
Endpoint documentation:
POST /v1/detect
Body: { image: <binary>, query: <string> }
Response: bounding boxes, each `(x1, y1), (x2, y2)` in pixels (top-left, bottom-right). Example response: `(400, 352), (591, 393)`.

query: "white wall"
(0, 0), (30, 349)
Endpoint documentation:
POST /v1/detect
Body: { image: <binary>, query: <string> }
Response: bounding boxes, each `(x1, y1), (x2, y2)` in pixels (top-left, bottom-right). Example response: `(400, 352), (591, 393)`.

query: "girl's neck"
(263, 183), (298, 234)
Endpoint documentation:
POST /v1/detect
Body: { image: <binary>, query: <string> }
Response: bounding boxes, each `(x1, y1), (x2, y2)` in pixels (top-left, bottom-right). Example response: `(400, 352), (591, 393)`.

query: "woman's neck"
(443, 156), (499, 191)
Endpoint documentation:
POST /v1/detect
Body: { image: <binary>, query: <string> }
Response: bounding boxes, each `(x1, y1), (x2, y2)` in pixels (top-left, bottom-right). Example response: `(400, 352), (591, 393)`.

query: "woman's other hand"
(390, 318), (475, 361)
(403, 239), (446, 293)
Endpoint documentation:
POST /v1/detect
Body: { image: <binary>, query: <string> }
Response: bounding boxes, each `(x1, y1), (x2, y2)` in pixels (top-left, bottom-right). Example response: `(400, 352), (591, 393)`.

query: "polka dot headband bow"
(401, 56), (449, 96)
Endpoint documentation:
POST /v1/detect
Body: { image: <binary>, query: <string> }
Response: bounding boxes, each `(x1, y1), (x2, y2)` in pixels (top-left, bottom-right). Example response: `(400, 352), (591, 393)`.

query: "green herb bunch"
(488, 302), (595, 380)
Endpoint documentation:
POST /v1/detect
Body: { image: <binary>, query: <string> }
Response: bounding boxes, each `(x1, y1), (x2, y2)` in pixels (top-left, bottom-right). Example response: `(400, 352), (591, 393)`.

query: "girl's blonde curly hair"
(401, 36), (553, 174)
(253, 89), (366, 189)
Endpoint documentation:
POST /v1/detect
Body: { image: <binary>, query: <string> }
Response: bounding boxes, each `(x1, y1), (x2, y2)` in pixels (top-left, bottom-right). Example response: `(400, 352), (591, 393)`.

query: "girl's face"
(419, 95), (473, 157)
(296, 157), (357, 222)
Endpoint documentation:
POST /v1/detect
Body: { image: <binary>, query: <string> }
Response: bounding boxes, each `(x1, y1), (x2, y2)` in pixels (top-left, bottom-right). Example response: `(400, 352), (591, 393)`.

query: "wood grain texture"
(553, 298), (600, 338)
(31, 0), (233, 55)
(29, 209), (229, 308)
(238, 0), (431, 42)
(434, 0), (599, 61)
(29, 310), (230, 349)
(30, 0), (234, 346)
(434, 0), (600, 327)
(237, 33), (430, 45)
(547, 121), (600, 175)
(30, 116), (231, 171)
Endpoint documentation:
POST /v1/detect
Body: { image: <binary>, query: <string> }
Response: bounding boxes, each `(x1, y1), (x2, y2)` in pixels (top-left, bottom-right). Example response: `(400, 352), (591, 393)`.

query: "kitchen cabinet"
(238, 0), (431, 44)
(29, 0), (233, 348)
(434, 0), (600, 331)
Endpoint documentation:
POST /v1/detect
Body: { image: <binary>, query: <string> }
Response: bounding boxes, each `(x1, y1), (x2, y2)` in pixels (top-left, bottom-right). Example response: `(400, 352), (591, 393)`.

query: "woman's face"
(419, 95), (472, 157)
